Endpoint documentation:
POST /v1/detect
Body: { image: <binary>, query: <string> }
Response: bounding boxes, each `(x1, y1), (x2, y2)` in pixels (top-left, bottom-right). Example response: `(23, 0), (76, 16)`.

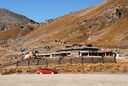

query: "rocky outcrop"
(98, 5), (127, 26)
(40, 18), (55, 26)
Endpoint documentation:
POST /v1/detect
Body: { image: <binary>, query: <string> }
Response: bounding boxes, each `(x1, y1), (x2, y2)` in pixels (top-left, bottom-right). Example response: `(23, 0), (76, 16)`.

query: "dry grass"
(0, 0), (128, 50)
(1, 59), (128, 75)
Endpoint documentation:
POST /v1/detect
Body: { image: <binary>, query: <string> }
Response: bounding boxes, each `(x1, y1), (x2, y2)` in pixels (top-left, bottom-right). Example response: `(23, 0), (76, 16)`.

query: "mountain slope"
(0, 0), (128, 51)
(0, 8), (36, 31)
(22, 0), (128, 49)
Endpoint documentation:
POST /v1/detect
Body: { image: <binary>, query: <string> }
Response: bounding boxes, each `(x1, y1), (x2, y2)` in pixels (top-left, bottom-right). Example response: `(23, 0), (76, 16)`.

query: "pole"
(46, 59), (48, 65)
(91, 57), (94, 63)
(28, 59), (30, 66)
(70, 58), (72, 65)
(81, 57), (84, 65)
(114, 54), (117, 63)
(16, 61), (19, 68)
(102, 56), (104, 63)
(58, 58), (61, 65)
(36, 60), (40, 65)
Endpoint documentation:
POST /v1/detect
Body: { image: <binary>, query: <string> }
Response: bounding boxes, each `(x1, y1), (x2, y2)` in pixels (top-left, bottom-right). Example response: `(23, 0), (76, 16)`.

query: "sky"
(0, 0), (104, 23)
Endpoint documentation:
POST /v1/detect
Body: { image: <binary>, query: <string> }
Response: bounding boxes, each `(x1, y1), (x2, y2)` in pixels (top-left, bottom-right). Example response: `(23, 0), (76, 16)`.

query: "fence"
(15, 56), (116, 67)
(0, 56), (116, 68)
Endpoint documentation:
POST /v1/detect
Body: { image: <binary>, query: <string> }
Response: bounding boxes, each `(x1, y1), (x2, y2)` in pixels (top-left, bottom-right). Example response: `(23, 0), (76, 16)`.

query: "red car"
(36, 68), (58, 74)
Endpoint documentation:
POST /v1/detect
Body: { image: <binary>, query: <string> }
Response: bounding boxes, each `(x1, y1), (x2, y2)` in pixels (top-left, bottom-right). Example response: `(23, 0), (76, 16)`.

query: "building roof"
(59, 46), (100, 51)
(98, 50), (112, 53)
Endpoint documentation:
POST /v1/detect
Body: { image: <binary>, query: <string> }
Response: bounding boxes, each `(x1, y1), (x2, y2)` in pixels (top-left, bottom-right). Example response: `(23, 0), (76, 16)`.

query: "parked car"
(36, 68), (58, 74)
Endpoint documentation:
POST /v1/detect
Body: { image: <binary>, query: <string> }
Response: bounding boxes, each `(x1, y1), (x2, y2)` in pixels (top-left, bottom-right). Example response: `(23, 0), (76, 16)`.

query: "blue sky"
(0, 0), (104, 22)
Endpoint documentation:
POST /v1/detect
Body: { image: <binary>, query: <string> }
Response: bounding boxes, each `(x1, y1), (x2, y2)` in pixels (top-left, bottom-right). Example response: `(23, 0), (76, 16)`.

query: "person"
(32, 51), (40, 61)
(20, 48), (25, 55)
(34, 51), (39, 59)
(29, 51), (33, 59)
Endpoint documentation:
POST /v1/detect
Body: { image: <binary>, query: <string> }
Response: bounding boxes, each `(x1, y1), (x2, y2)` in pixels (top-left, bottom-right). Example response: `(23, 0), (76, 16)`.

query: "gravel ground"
(0, 74), (128, 86)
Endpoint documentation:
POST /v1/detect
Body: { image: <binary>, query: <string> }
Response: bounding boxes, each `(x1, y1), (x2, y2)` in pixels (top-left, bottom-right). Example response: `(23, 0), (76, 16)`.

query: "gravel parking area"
(0, 74), (128, 86)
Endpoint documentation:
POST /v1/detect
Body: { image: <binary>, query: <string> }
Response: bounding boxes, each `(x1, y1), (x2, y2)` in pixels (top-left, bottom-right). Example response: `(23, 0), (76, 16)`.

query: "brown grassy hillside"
(0, 0), (128, 53)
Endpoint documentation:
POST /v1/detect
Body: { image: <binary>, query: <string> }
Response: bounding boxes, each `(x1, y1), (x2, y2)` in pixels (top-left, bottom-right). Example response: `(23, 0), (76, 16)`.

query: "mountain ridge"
(0, 8), (36, 31)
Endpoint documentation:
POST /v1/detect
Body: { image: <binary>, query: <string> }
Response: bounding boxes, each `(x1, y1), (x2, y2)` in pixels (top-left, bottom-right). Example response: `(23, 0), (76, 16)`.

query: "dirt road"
(0, 74), (128, 86)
